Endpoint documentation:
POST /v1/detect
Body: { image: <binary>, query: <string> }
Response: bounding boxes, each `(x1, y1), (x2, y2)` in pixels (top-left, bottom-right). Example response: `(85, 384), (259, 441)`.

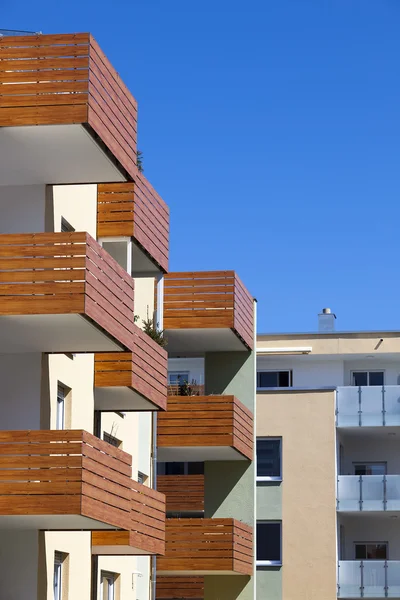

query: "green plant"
(142, 317), (167, 348)
(137, 150), (144, 173)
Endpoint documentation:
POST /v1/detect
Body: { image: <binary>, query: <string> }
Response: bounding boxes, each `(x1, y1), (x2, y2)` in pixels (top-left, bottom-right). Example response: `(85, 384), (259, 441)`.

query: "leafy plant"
(142, 317), (167, 348)
(137, 150), (144, 173)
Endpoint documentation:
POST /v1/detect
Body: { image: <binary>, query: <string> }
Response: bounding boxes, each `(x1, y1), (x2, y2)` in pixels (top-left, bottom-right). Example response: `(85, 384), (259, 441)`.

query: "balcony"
(157, 395), (253, 462)
(0, 32), (137, 185)
(97, 177), (169, 272)
(157, 518), (253, 575)
(156, 577), (204, 599)
(336, 386), (400, 427)
(0, 232), (135, 352)
(337, 561), (400, 598)
(163, 271), (254, 352)
(337, 475), (400, 512)
(91, 480), (165, 556)
(94, 326), (168, 411)
(157, 475), (205, 514)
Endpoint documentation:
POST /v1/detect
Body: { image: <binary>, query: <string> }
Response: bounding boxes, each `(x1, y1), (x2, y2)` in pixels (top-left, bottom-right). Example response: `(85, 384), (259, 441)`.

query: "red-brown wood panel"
(0, 232), (135, 351)
(156, 577), (204, 599)
(157, 475), (204, 513)
(0, 33), (138, 178)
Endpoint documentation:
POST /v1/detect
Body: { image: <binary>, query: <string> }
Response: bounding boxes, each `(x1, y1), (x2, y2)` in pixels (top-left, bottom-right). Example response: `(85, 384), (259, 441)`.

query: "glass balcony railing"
(337, 475), (400, 511)
(338, 561), (400, 598)
(336, 386), (400, 427)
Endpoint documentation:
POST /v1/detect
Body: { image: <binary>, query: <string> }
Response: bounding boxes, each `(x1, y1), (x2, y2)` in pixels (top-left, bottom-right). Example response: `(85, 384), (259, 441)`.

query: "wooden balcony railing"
(156, 577), (204, 599)
(0, 429), (165, 553)
(0, 232), (135, 351)
(95, 325), (168, 411)
(157, 519), (253, 575)
(157, 475), (204, 513)
(0, 32), (137, 175)
(167, 384), (205, 397)
(97, 175), (169, 272)
(163, 271), (254, 350)
(158, 396), (253, 460)
(92, 479), (165, 556)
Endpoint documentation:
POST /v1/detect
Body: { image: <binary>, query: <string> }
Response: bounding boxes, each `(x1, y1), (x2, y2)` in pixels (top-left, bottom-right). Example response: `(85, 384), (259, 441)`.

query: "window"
(61, 217), (75, 233)
(257, 438), (281, 480)
(53, 552), (67, 600)
(257, 371), (292, 389)
(168, 372), (190, 385)
(138, 471), (147, 484)
(157, 462), (205, 476)
(257, 522), (282, 565)
(101, 571), (117, 600)
(352, 371), (384, 386)
(355, 542), (388, 560)
(354, 462), (387, 476)
(103, 432), (122, 448)
(56, 384), (65, 431)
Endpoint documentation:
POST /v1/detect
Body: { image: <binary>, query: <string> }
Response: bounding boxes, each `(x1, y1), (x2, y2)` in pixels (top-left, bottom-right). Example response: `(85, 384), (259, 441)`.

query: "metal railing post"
(358, 386), (362, 427)
(360, 476), (363, 511)
(384, 475), (387, 511)
(361, 560), (364, 598)
(384, 560), (388, 597)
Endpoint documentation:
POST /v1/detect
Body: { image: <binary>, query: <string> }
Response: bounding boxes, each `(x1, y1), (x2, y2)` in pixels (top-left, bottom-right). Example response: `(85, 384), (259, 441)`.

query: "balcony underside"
(94, 386), (162, 411)
(0, 314), (122, 353)
(0, 514), (119, 531)
(0, 125), (126, 186)
(91, 530), (163, 556)
(165, 328), (249, 354)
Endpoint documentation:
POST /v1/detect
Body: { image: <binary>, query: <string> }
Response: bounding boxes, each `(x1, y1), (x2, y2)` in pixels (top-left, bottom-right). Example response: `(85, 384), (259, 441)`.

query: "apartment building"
(256, 309), (400, 600)
(0, 31), (256, 600)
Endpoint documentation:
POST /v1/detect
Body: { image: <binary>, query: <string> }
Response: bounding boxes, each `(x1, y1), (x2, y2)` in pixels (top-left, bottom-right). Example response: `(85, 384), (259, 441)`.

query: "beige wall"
(51, 184), (97, 236)
(97, 556), (149, 600)
(257, 390), (337, 600)
(257, 332), (400, 356)
(48, 353), (94, 432)
(134, 277), (156, 325)
(101, 411), (140, 479)
(41, 532), (91, 600)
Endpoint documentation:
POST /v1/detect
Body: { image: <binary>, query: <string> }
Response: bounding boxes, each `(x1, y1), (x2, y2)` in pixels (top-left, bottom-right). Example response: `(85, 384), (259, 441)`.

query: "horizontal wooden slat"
(0, 232), (135, 352)
(157, 519), (253, 575)
(156, 577), (204, 600)
(158, 396), (253, 460)
(158, 475), (204, 513)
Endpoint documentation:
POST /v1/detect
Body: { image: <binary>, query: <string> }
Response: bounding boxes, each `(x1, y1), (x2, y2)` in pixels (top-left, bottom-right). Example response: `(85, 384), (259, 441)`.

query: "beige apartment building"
(256, 309), (400, 600)
(0, 30), (256, 600)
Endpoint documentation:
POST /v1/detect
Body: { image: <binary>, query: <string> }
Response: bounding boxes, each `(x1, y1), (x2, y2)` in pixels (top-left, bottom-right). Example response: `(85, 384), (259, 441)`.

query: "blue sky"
(2, 1), (400, 333)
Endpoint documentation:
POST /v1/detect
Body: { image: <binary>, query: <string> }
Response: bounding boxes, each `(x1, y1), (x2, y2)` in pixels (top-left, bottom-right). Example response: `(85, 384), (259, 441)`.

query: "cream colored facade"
(256, 326), (400, 600)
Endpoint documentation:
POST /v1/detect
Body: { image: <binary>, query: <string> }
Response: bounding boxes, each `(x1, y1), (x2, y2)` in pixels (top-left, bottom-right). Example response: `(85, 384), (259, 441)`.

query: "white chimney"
(318, 308), (336, 332)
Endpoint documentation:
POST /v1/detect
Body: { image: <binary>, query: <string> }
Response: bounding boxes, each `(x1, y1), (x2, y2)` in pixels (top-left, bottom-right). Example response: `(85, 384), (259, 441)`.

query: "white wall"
(0, 530), (39, 600)
(97, 556), (143, 600)
(138, 413), (152, 482)
(0, 184), (46, 233)
(340, 516), (400, 560)
(257, 356), (344, 387)
(43, 532), (91, 600)
(0, 353), (42, 429)
(344, 360), (400, 386)
(135, 557), (151, 600)
(52, 184), (97, 237)
(168, 357), (205, 386)
(134, 277), (155, 326)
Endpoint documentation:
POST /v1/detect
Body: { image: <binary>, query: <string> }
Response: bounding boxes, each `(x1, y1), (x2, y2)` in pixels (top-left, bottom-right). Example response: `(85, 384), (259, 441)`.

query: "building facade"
(256, 309), (400, 600)
(0, 31), (256, 600)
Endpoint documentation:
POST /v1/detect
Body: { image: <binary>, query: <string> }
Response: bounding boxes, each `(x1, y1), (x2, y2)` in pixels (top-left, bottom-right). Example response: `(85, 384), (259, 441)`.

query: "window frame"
(168, 371), (190, 384)
(53, 551), (66, 600)
(257, 370), (293, 390)
(256, 437), (282, 482)
(354, 541), (388, 560)
(351, 370), (385, 387)
(56, 384), (65, 431)
(103, 432), (122, 448)
(101, 570), (117, 600)
(256, 520), (282, 567)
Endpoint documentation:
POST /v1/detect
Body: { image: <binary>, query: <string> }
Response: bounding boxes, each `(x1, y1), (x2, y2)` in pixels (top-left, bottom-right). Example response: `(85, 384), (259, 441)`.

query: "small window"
(353, 462), (387, 476)
(257, 522), (282, 565)
(54, 551), (68, 600)
(101, 571), (117, 600)
(103, 432), (122, 448)
(355, 542), (388, 560)
(257, 438), (281, 480)
(352, 371), (384, 386)
(161, 462), (205, 475)
(164, 462), (185, 475)
(138, 471), (147, 484)
(168, 372), (190, 385)
(257, 371), (292, 389)
(56, 384), (66, 431)
(187, 462), (204, 475)
(61, 217), (75, 233)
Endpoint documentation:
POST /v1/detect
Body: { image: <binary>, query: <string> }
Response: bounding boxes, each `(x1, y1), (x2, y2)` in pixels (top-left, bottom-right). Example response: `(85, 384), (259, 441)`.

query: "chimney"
(318, 308), (336, 332)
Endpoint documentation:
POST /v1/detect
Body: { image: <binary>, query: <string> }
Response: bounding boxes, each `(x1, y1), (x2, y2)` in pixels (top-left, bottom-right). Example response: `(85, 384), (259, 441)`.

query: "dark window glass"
(353, 372), (368, 386)
(257, 439), (281, 478)
(188, 462), (204, 475)
(103, 432), (121, 448)
(355, 543), (387, 560)
(354, 463), (386, 476)
(165, 462), (185, 475)
(257, 522), (281, 562)
(369, 372), (384, 386)
(258, 372), (291, 388)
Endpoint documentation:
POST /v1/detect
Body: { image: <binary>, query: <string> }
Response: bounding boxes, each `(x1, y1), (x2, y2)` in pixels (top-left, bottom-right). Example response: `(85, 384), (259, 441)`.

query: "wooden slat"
(158, 396), (253, 460)
(0, 232), (136, 352)
(157, 519), (253, 575)
(156, 577), (204, 600)
(158, 475), (204, 513)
